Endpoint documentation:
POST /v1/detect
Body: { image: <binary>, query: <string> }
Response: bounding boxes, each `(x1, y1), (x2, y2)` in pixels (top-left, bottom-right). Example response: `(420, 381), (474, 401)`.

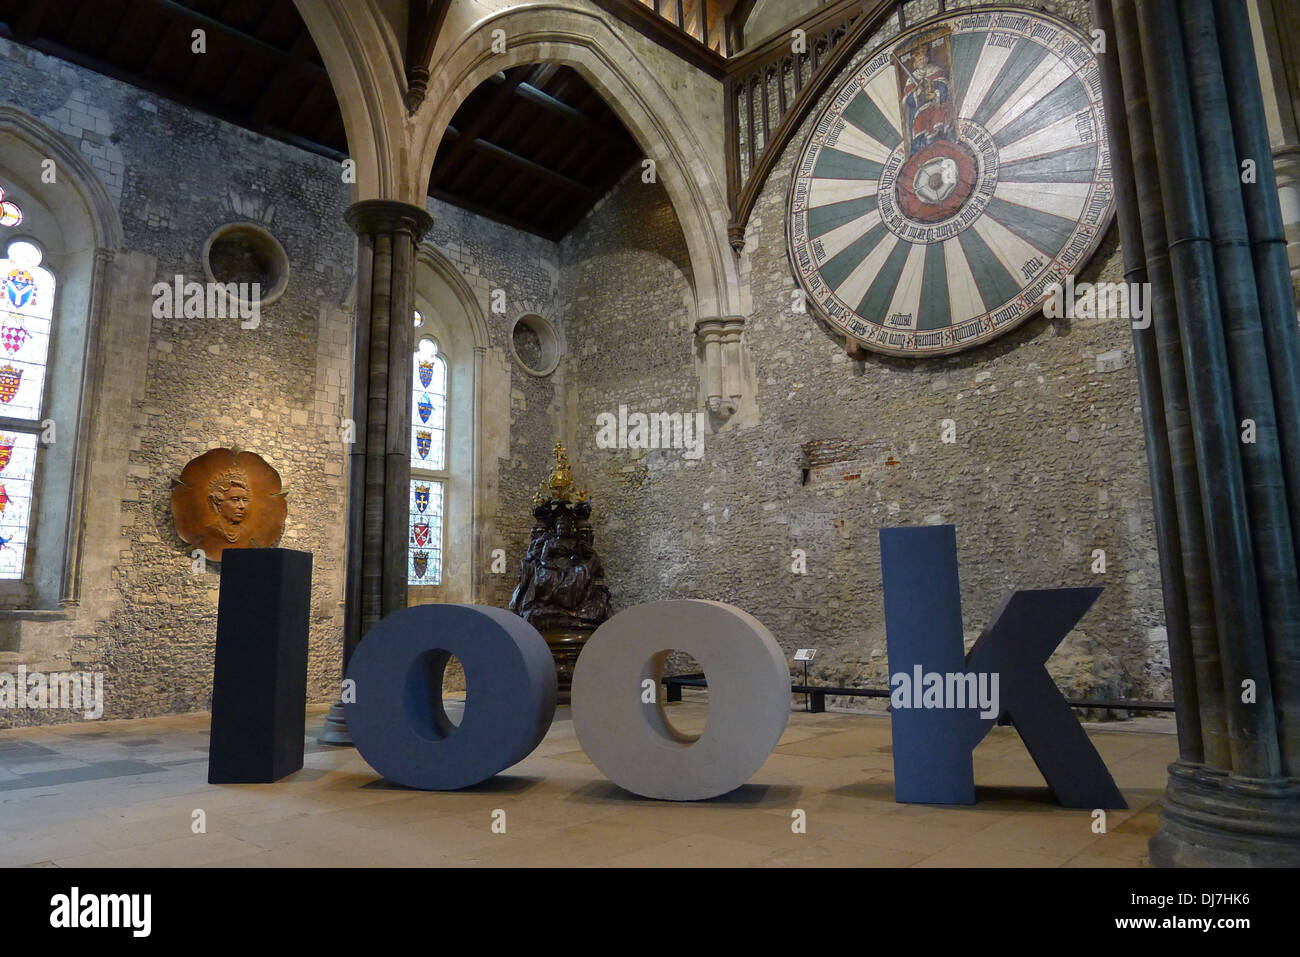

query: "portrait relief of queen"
(205, 467), (252, 547)
(171, 447), (287, 562)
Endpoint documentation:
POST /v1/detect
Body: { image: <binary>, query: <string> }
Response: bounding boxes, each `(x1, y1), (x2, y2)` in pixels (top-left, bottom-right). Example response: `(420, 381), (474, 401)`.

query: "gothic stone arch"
(413, 244), (501, 604)
(418, 4), (744, 320)
(0, 106), (123, 609)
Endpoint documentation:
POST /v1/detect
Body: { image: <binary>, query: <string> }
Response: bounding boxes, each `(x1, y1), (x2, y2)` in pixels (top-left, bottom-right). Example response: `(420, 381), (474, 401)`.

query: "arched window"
(408, 334), (447, 585)
(0, 108), (125, 613)
(0, 227), (54, 581)
(0, 184), (21, 227)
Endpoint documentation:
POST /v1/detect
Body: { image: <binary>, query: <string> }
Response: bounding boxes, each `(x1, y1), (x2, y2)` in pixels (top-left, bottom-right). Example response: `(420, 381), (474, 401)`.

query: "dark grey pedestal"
(208, 548), (313, 784)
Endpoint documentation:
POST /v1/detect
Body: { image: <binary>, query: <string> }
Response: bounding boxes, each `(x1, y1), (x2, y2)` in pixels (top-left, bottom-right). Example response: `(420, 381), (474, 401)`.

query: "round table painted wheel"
(788, 6), (1115, 357)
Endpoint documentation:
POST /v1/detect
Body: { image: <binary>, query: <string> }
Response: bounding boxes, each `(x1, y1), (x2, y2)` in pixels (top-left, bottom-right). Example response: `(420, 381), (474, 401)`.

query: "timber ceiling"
(0, 0), (643, 240)
(430, 63), (642, 239)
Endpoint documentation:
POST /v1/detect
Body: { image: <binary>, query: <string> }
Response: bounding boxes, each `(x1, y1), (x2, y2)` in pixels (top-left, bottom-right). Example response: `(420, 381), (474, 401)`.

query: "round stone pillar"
(321, 199), (432, 746)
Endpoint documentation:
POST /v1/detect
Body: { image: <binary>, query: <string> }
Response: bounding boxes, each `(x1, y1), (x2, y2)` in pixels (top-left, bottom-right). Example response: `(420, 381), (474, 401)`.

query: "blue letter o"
(344, 604), (556, 790)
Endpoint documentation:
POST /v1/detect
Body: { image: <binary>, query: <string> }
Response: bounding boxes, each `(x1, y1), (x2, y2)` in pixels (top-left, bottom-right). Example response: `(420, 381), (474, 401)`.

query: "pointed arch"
(0, 106), (123, 253)
(0, 106), (123, 607)
(415, 243), (489, 351)
(416, 4), (744, 319)
(292, 0), (417, 205)
(411, 243), (492, 603)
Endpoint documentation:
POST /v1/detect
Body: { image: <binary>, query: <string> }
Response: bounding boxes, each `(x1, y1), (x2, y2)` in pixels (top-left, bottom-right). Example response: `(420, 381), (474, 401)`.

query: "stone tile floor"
(0, 699), (1177, 867)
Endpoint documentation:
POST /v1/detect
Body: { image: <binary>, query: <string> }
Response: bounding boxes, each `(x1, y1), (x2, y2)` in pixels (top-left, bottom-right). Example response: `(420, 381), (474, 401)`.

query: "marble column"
(320, 199), (432, 746)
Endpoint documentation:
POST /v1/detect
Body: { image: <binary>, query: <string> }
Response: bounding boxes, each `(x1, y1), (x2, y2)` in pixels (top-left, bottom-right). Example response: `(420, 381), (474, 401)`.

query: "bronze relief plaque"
(171, 448), (288, 562)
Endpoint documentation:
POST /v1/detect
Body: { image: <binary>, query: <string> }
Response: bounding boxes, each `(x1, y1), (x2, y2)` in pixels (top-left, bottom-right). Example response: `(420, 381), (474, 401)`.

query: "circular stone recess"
(202, 222), (290, 307)
(509, 313), (560, 376)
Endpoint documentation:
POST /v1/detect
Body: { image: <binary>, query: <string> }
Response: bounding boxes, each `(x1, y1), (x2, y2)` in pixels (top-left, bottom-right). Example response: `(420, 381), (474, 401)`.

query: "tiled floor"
(0, 699), (1176, 867)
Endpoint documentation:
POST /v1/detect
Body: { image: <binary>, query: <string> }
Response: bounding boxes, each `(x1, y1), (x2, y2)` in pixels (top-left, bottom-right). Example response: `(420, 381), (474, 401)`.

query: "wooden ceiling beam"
(104, 0), (142, 63)
(143, 20), (177, 78)
(184, 38), (226, 96)
(428, 63), (554, 190)
(547, 129), (602, 182)
(249, 0), (285, 42)
(127, 0), (329, 82)
(494, 75), (635, 147)
(287, 83), (324, 134)
(250, 27), (318, 129)
(429, 187), (554, 239)
(11, 0), (50, 43)
(266, 124), (346, 162)
(0, 22), (350, 170)
(441, 125), (594, 195)
(569, 149), (640, 229)
(316, 110), (347, 151)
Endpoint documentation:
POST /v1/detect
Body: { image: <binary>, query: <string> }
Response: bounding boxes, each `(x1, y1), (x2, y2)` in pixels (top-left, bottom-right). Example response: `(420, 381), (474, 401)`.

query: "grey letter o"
(571, 599), (790, 800)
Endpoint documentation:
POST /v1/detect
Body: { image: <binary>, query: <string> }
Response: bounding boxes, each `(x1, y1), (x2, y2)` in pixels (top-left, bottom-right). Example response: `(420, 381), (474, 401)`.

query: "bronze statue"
(509, 444), (611, 699)
(509, 506), (550, 613)
(509, 450), (611, 630)
(171, 447), (288, 562)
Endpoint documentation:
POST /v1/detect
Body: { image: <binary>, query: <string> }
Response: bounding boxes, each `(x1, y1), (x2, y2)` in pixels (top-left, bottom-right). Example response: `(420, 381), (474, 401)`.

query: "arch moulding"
(0, 106), (124, 252)
(416, 3), (745, 320)
(413, 243), (494, 602)
(292, 0), (415, 207)
(0, 106), (125, 610)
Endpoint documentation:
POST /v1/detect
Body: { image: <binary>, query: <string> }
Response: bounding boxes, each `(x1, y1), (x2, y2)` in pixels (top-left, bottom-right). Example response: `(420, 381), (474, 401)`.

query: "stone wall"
(0, 0), (1171, 727)
(0, 37), (566, 724)
(0, 35), (356, 724)
(560, 0), (1170, 705)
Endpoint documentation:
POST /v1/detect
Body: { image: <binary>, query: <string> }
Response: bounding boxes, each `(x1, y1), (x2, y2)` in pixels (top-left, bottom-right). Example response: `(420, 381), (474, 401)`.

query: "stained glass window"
(407, 479), (443, 586)
(0, 432), (37, 580)
(408, 335), (447, 586)
(0, 235), (54, 582)
(0, 185), (21, 229)
(0, 241), (54, 422)
(410, 338), (446, 472)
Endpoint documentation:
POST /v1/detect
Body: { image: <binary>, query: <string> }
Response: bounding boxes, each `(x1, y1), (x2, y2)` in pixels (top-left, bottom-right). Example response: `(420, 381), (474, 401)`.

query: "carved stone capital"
(693, 315), (745, 339)
(405, 67), (431, 114)
(344, 199), (434, 241)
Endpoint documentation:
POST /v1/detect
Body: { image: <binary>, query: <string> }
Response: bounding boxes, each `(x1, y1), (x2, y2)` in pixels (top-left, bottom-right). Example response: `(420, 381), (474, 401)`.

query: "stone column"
(320, 199), (432, 746)
(60, 246), (115, 607)
(695, 316), (746, 421)
(1249, 0), (1300, 276)
(695, 317), (726, 415)
(1096, 0), (1300, 865)
(721, 318), (745, 414)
